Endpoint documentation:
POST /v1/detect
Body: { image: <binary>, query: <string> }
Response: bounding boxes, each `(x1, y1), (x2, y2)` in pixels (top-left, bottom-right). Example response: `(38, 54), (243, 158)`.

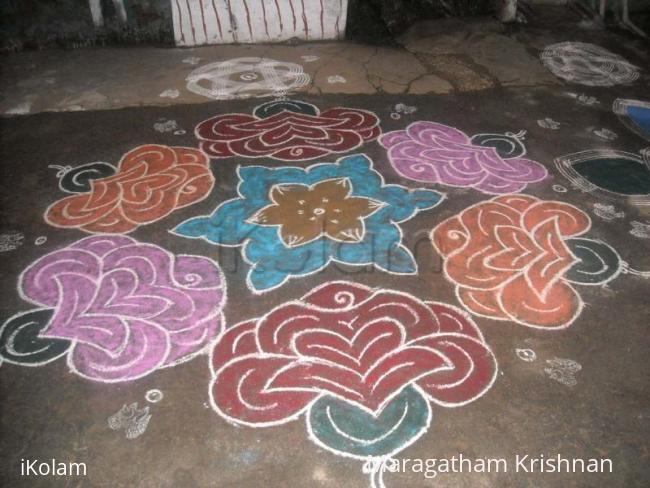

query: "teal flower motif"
(307, 385), (432, 459)
(174, 154), (443, 292)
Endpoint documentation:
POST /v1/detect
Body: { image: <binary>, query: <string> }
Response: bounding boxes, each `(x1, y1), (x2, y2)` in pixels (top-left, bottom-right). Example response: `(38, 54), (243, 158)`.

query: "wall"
(0, 0), (173, 51)
(171, 0), (349, 46)
(1, 0), (502, 51)
(345, 0), (492, 44)
(9, 0), (644, 51)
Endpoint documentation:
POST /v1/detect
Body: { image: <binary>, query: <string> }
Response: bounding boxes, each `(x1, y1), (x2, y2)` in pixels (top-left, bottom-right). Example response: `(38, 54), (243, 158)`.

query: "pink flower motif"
(19, 235), (226, 382)
(209, 281), (497, 425)
(380, 121), (547, 194)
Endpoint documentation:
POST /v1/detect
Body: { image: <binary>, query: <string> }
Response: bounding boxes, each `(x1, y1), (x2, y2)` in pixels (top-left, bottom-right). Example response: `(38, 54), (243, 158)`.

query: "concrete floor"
(3, 6), (649, 115)
(1, 5), (649, 488)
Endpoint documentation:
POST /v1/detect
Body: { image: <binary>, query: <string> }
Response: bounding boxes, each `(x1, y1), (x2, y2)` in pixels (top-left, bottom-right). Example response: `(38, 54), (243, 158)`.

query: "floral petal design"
(540, 42), (640, 86)
(209, 281), (497, 427)
(186, 58), (311, 100)
(431, 194), (614, 329)
(195, 100), (381, 161)
(45, 145), (215, 234)
(249, 178), (384, 248)
(174, 154), (443, 292)
(379, 122), (547, 194)
(7, 235), (225, 382)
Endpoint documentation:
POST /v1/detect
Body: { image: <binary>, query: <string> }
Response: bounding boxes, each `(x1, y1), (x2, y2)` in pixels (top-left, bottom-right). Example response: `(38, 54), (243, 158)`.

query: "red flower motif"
(45, 145), (214, 234)
(210, 282), (497, 425)
(196, 106), (381, 161)
(431, 195), (591, 329)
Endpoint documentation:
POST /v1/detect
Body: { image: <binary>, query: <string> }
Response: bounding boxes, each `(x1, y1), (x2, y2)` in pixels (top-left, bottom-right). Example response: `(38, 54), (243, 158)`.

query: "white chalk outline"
(554, 149), (650, 206)
(171, 154), (445, 294)
(108, 401), (152, 439)
(186, 57), (310, 100)
(613, 98), (650, 142)
(0, 308), (70, 367)
(430, 194), (623, 330)
(145, 389), (164, 403)
(194, 99), (382, 162)
(247, 177), (386, 248)
(43, 144), (216, 234)
(575, 94), (600, 106)
(593, 203), (625, 222)
(537, 118), (561, 130)
(515, 348), (536, 362)
(10, 235), (227, 383)
(630, 221), (650, 239)
(306, 382), (433, 463)
(540, 42), (640, 86)
(0, 231), (25, 252)
(379, 122), (547, 195)
(327, 75), (347, 84)
(593, 128), (618, 141)
(153, 119), (180, 134)
(48, 162), (116, 194)
(207, 281), (498, 433)
(544, 357), (582, 387)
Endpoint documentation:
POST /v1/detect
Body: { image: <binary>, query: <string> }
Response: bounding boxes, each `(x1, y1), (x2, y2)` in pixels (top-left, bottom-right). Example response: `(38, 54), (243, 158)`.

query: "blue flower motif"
(173, 154), (444, 292)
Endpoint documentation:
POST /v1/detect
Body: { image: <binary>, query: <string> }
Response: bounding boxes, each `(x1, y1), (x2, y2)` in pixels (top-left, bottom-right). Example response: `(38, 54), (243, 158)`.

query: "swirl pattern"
(540, 42), (640, 86)
(195, 100), (381, 161)
(45, 145), (214, 234)
(2, 235), (226, 382)
(210, 281), (497, 425)
(186, 58), (311, 100)
(379, 122), (547, 194)
(174, 154), (442, 292)
(431, 195), (622, 329)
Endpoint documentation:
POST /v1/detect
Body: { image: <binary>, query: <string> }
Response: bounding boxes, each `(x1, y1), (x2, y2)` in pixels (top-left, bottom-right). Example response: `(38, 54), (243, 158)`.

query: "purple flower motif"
(379, 121), (548, 194)
(17, 235), (226, 382)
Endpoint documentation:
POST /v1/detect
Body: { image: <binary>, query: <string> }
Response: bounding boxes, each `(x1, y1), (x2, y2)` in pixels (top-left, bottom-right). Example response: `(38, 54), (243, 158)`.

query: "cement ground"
(0, 5), (649, 488)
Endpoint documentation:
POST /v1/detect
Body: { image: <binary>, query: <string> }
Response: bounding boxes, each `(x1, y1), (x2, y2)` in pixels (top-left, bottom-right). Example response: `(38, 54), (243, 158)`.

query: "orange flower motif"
(45, 145), (214, 234)
(431, 195), (592, 329)
(248, 178), (383, 247)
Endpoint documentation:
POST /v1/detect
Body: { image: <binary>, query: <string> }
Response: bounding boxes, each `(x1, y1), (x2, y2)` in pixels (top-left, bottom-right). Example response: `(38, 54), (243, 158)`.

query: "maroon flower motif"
(195, 100), (381, 161)
(209, 281), (497, 425)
